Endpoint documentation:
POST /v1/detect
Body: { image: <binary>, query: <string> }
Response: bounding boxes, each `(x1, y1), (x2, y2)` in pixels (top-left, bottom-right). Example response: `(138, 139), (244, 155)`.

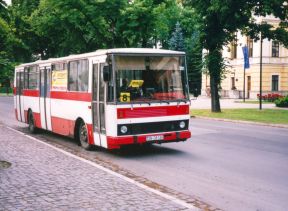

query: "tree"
(185, 0), (288, 112)
(0, 0), (7, 19)
(153, 0), (182, 48)
(119, 0), (158, 47)
(167, 5), (203, 98)
(185, 31), (202, 97)
(169, 22), (185, 51)
(29, 0), (132, 58)
(0, 17), (23, 89)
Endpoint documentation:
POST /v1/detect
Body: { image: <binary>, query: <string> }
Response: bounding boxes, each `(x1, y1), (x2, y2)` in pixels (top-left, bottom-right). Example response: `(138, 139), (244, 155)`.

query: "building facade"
(201, 16), (288, 99)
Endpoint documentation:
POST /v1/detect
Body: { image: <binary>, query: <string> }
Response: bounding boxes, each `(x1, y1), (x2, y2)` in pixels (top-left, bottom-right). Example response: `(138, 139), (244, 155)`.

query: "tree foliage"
(185, 0), (288, 112)
(169, 22), (185, 51)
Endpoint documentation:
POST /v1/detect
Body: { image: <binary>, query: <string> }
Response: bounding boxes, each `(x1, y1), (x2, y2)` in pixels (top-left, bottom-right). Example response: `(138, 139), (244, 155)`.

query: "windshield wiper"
(160, 100), (170, 105)
(176, 99), (188, 106)
(139, 101), (151, 106)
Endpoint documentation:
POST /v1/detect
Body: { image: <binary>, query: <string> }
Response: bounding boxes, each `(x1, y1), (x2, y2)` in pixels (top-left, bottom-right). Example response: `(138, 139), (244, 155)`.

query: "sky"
(4, 0), (11, 5)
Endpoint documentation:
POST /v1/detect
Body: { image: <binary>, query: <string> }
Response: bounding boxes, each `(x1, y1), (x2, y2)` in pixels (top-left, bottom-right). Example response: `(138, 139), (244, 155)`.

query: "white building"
(202, 15), (288, 99)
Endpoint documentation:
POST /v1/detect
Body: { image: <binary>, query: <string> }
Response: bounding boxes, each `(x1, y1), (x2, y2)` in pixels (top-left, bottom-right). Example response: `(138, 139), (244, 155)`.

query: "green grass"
(0, 93), (13, 96)
(191, 109), (288, 125)
(234, 100), (273, 104)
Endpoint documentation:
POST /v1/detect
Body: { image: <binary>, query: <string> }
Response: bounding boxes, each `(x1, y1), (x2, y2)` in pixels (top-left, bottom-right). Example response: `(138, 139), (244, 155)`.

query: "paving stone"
(0, 125), (191, 211)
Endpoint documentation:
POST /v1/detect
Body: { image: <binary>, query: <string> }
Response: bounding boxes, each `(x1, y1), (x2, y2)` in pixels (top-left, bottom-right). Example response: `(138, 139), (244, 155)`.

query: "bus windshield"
(115, 55), (188, 103)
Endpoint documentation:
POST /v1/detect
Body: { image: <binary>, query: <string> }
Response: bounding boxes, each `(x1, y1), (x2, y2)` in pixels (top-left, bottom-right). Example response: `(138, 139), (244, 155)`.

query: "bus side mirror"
(103, 65), (111, 82)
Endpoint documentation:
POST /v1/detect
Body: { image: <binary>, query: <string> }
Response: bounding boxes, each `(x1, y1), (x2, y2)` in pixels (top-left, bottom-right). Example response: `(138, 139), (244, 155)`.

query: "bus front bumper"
(107, 130), (191, 149)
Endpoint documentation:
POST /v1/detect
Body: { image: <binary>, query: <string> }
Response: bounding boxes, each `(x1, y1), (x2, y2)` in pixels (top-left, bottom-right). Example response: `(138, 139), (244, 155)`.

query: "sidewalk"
(0, 125), (196, 211)
(190, 96), (276, 109)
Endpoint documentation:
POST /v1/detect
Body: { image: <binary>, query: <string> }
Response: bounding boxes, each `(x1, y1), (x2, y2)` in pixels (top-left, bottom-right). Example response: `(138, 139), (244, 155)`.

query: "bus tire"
(28, 110), (37, 134)
(78, 120), (93, 150)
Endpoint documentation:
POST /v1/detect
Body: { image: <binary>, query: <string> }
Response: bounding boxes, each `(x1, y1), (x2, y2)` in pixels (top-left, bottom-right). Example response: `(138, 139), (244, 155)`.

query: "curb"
(5, 125), (202, 211)
(191, 116), (288, 129)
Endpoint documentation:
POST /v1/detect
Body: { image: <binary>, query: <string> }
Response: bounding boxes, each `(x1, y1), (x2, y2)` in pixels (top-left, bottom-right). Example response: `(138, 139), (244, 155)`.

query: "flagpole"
(243, 67), (245, 102)
(259, 33), (263, 110)
(242, 45), (249, 102)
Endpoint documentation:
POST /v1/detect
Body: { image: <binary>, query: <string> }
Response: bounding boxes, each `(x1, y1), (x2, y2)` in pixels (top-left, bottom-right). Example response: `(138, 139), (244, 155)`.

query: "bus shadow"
(110, 144), (187, 158)
(16, 126), (188, 158)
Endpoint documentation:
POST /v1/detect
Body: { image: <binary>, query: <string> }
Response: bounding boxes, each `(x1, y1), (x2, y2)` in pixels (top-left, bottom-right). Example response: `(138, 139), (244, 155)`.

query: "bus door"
(92, 63), (106, 147)
(39, 67), (52, 130)
(16, 72), (24, 122)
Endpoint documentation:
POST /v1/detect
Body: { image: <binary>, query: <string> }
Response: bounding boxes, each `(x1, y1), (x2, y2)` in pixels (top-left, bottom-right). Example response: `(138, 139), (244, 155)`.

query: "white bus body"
(14, 48), (191, 150)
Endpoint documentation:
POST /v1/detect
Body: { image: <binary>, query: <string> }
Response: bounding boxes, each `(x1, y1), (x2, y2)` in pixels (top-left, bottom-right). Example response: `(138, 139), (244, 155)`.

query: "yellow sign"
(129, 80), (144, 88)
(120, 92), (130, 102)
(52, 70), (67, 90)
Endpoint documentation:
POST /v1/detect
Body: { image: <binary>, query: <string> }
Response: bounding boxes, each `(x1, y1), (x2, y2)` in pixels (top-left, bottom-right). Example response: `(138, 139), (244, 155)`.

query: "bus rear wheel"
(28, 111), (37, 134)
(78, 121), (93, 150)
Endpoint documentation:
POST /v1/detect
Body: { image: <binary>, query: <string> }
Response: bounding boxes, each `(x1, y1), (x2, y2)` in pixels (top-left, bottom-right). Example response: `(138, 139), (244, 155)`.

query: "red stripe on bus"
(107, 136), (134, 149)
(86, 124), (94, 145)
(13, 87), (17, 95)
(50, 91), (92, 102)
(33, 112), (42, 128)
(178, 131), (191, 139)
(23, 89), (40, 97)
(107, 130), (191, 149)
(117, 105), (189, 119)
(51, 116), (75, 136)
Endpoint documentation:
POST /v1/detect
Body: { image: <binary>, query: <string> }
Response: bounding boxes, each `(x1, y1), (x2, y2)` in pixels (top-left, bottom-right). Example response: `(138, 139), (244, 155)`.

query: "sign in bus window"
(120, 92), (130, 102)
(52, 70), (68, 91)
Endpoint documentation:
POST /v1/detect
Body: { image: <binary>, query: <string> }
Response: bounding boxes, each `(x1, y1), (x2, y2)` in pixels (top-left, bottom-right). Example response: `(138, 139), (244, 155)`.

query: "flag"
(242, 46), (250, 69)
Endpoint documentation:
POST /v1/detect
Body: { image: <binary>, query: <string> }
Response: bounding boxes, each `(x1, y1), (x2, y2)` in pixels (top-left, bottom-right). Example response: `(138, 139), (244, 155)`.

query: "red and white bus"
(14, 48), (191, 150)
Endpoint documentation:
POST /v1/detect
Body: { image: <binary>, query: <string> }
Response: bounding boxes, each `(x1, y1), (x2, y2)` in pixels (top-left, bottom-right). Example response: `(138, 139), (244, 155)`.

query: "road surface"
(1, 96), (288, 211)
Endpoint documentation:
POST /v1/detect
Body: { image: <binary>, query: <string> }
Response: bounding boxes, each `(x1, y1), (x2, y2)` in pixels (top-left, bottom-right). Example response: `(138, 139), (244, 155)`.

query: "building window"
(231, 40), (237, 59)
(272, 41), (279, 57)
(247, 37), (253, 57)
(231, 77), (236, 90)
(271, 75), (279, 91)
(68, 59), (89, 92)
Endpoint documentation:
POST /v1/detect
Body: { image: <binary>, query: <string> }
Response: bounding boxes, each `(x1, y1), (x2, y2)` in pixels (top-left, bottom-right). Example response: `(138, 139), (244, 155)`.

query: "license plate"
(146, 135), (164, 141)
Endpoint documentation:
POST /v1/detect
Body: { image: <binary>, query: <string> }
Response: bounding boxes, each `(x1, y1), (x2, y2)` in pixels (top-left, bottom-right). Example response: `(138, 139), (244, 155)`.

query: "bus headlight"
(179, 121), (185, 129)
(120, 125), (128, 134)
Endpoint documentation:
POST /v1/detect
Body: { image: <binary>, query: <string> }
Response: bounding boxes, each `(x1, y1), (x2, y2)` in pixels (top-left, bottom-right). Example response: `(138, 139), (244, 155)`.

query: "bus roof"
(15, 48), (185, 69)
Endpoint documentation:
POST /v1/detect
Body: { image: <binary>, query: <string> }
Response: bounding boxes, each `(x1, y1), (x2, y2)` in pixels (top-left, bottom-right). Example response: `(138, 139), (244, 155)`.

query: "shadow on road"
(111, 144), (186, 158)
(14, 125), (187, 159)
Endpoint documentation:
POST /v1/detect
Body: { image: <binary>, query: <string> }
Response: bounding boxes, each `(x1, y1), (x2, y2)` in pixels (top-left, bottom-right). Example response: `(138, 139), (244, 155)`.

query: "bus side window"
(51, 62), (68, 91)
(28, 66), (39, 90)
(24, 66), (39, 90)
(68, 60), (88, 92)
(68, 61), (78, 91)
(24, 67), (29, 89)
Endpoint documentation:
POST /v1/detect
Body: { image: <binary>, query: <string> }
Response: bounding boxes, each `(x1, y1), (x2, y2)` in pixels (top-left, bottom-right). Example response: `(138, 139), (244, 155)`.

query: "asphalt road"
(1, 96), (288, 211)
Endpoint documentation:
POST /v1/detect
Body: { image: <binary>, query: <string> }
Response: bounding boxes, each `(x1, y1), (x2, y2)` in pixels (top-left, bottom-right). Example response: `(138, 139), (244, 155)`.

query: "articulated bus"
(14, 48), (191, 150)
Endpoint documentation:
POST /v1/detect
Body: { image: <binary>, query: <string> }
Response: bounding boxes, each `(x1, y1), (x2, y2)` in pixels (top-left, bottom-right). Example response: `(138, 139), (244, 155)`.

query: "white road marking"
(6, 126), (200, 211)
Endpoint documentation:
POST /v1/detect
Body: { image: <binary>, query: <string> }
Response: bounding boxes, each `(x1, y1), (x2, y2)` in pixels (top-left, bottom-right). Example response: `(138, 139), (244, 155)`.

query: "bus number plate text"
(146, 135), (164, 142)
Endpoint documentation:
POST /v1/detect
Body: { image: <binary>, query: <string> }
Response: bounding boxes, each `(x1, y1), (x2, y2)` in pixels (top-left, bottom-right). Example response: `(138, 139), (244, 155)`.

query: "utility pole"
(259, 33), (263, 110)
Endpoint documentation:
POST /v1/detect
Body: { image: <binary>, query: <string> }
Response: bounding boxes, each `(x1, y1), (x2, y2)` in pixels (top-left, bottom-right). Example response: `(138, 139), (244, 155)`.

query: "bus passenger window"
(51, 62), (68, 91)
(24, 66), (39, 90)
(78, 60), (89, 92)
(28, 66), (39, 90)
(68, 60), (88, 92)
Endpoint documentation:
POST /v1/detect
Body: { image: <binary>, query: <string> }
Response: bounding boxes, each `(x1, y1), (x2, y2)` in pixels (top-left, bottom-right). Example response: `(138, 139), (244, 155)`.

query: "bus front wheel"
(78, 121), (93, 150)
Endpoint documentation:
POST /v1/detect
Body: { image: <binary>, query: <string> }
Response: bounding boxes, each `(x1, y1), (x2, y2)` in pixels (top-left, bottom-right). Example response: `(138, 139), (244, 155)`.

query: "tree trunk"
(208, 48), (222, 112)
(210, 74), (221, 112)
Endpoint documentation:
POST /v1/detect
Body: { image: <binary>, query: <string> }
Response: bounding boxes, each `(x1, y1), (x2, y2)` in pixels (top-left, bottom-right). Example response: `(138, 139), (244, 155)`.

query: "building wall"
(202, 16), (288, 99)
